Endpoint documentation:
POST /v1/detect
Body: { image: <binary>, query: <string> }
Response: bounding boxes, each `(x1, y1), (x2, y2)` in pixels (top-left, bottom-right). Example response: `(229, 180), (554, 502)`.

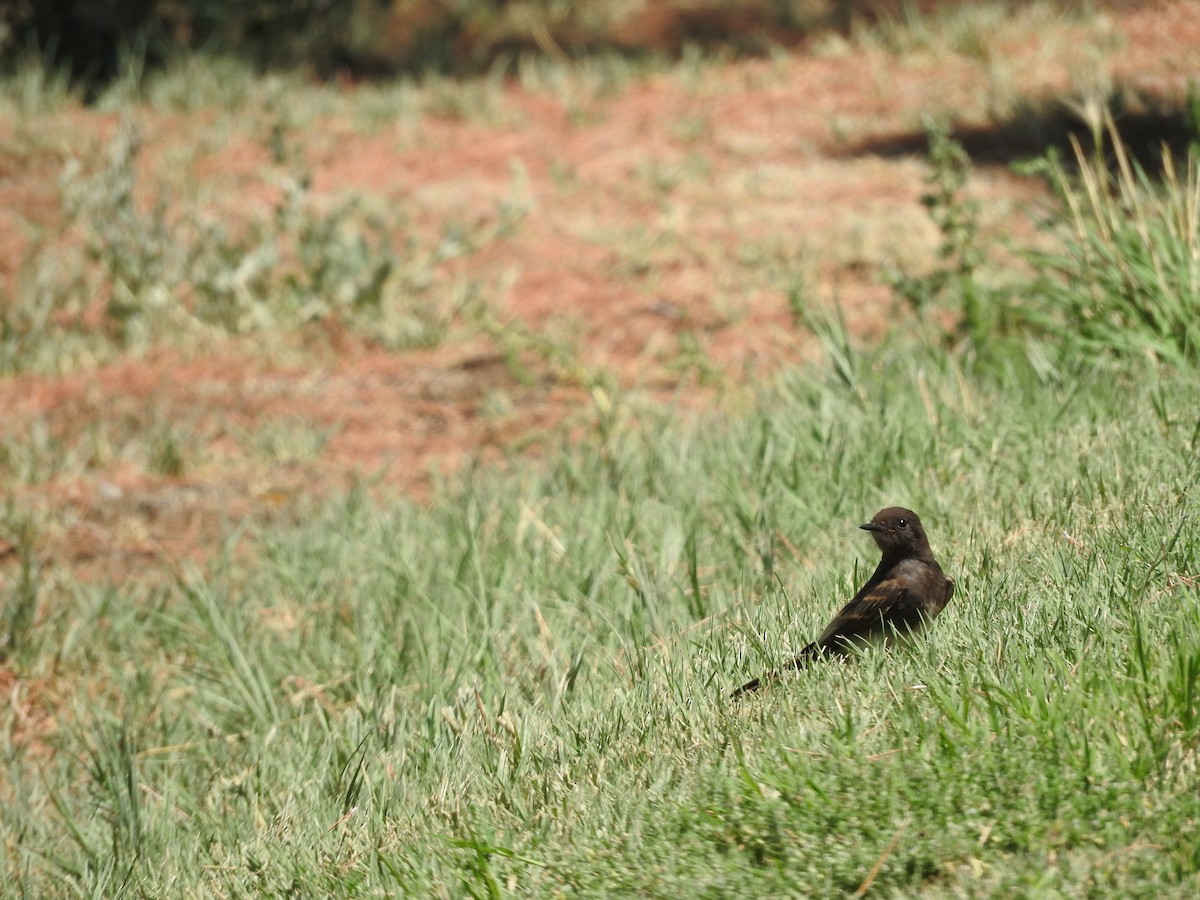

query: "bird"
(732, 507), (954, 698)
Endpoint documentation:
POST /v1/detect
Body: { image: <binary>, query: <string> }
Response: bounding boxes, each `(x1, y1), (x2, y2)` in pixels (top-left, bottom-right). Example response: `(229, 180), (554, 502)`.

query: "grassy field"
(4, 327), (1200, 895)
(3, 3), (1200, 896)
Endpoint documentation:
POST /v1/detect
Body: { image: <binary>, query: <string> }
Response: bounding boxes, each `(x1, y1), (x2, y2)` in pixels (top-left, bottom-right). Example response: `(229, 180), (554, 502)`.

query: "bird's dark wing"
(730, 579), (916, 699)
(815, 576), (920, 650)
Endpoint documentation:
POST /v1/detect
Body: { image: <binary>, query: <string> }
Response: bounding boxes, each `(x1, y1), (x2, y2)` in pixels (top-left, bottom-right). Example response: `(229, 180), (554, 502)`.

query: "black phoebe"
(732, 507), (954, 698)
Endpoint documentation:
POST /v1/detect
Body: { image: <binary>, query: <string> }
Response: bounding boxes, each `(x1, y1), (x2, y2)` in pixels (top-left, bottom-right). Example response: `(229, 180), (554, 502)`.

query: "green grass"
(1014, 117), (1200, 365)
(857, 0), (1094, 61)
(3, 16), (1200, 895)
(3, 336), (1199, 894)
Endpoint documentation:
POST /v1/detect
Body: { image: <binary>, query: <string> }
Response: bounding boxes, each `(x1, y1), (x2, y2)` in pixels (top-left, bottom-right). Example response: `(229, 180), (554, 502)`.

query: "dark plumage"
(732, 507), (954, 698)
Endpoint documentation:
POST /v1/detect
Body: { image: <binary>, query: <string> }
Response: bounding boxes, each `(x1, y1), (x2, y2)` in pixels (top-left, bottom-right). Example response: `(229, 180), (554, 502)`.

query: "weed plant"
(1, 123), (526, 375)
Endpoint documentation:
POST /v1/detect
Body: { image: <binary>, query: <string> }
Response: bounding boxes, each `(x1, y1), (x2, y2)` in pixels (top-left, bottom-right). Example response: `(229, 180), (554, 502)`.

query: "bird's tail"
(730, 642), (822, 699)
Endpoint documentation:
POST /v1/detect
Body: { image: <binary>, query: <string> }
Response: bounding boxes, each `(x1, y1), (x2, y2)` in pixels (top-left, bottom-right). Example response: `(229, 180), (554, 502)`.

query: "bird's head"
(860, 507), (931, 559)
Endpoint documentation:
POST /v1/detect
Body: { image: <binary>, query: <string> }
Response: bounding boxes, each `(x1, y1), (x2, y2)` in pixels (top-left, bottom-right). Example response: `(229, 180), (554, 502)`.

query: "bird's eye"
(897, 518), (908, 528)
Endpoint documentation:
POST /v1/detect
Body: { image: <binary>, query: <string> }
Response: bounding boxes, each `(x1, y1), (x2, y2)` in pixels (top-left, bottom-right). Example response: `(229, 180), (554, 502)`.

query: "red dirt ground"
(1, 0), (1198, 582)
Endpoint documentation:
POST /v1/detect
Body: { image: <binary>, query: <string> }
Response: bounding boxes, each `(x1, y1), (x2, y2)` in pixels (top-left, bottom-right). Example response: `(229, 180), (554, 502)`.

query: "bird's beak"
(860, 522), (883, 532)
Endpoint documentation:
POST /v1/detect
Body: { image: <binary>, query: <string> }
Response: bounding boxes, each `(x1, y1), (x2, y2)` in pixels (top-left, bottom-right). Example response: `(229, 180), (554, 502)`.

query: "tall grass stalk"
(1019, 116), (1200, 363)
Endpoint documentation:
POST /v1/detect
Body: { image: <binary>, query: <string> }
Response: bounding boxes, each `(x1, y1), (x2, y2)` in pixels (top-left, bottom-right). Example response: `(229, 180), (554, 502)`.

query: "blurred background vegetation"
(0, 1), (1072, 97)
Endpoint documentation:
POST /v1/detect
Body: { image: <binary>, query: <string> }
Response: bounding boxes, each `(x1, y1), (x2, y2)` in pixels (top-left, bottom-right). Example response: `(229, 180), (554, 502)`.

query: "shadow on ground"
(845, 83), (1199, 175)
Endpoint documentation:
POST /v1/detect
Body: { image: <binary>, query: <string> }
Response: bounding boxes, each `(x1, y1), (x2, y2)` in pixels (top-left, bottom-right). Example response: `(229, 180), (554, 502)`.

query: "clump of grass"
(242, 418), (332, 465)
(858, 0), (1092, 62)
(517, 52), (658, 124)
(0, 420), (74, 485)
(1016, 116), (1200, 365)
(0, 513), (40, 666)
(419, 66), (513, 125)
(0, 55), (79, 115)
(137, 53), (282, 114)
(147, 421), (191, 478)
